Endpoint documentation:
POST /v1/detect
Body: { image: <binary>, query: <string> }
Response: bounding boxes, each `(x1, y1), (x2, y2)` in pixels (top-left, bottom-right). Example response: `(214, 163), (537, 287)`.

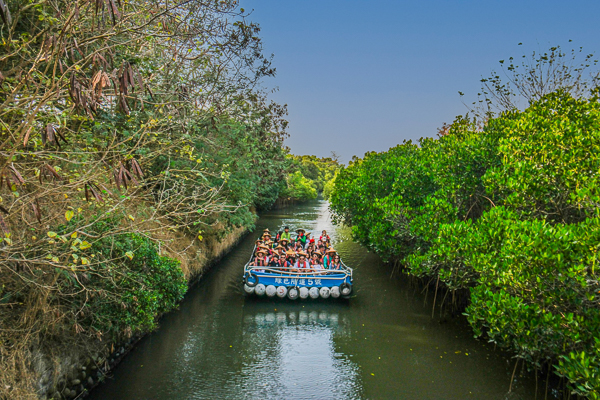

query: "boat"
(242, 234), (354, 300)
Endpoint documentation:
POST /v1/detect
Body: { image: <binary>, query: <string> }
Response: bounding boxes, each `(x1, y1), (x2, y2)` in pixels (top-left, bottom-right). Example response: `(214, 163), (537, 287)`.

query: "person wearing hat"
(274, 244), (285, 257)
(293, 251), (310, 273)
(323, 248), (337, 269)
(304, 232), (312, 249)
(253, 248), (268, 271)
(283, 249), (296, 272)
(295, 228), (307, 247)
(258, 244), (271, 257)
(280, 238), (290, 250)
(281, 226), (291, 242)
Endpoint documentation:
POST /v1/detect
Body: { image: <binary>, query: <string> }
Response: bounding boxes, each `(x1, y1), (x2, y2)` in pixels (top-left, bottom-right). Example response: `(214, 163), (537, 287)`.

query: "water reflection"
(242, 305), (349, 334)
(235, 304), (361, 399)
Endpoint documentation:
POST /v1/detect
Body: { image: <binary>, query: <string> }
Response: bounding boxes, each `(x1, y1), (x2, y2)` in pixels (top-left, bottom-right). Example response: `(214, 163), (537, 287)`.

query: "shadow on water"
(88, 200), (556, 400)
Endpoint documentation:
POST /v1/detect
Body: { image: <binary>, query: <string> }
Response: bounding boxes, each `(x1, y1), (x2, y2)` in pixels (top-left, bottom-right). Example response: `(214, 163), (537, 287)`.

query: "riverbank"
(26, 225), (249, 400)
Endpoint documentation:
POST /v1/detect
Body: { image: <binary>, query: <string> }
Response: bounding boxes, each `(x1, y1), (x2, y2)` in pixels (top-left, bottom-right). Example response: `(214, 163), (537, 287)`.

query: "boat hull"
(243, 271), (353, 299)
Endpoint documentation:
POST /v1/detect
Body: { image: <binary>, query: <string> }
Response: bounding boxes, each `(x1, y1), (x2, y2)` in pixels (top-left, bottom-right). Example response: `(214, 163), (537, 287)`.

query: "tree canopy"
(330, 91), (600, 398)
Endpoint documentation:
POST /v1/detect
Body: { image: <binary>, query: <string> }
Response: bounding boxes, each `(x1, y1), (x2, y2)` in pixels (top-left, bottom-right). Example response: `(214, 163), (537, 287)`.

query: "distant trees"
(280, 155), (341, 202)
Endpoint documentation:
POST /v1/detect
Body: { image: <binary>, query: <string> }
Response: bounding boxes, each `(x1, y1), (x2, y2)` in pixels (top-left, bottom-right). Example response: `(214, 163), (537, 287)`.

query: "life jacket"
(255, 257), (267, 267)
(296, 260), (308, 269)
(323, 255), (331, 268)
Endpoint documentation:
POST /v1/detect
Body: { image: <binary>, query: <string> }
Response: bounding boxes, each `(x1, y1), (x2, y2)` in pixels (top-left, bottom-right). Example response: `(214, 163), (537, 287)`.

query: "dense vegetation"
(329, 91), (600, 398)
(0, 0), (288, 397)
(279, 154), (341, 202)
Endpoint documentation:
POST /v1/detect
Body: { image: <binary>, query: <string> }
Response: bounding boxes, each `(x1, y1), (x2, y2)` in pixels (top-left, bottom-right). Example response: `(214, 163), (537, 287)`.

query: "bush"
(329, 91), (600, 397)
(89, 233), (188, 334)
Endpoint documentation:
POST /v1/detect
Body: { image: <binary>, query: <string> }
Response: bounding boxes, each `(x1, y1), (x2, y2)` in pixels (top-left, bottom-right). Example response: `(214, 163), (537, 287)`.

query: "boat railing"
(243, 264), (353, 280)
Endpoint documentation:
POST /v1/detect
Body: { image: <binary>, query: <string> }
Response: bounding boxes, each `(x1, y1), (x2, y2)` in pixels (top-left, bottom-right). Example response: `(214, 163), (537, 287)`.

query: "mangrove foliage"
(329, 90), (600, 398)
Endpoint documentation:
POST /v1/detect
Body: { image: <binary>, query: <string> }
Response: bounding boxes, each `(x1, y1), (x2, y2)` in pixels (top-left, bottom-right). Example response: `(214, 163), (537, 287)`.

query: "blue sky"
(240, 0), (600, 163)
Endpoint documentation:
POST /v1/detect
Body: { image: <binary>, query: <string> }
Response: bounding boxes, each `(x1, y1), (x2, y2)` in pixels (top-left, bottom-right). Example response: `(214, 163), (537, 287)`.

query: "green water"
(88, 200), (552, 400)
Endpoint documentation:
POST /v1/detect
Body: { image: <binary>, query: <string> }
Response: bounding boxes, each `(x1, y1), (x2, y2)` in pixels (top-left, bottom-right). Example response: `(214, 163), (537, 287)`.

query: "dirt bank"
(23, 226), (248, 400)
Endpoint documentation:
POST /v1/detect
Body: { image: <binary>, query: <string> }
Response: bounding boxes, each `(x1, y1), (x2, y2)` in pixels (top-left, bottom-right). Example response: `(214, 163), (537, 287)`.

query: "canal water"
(89, 200), (551, 400)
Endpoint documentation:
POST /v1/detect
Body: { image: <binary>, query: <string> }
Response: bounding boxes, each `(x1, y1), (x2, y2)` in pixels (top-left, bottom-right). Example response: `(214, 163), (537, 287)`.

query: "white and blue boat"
(242, 244), (354, 300)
